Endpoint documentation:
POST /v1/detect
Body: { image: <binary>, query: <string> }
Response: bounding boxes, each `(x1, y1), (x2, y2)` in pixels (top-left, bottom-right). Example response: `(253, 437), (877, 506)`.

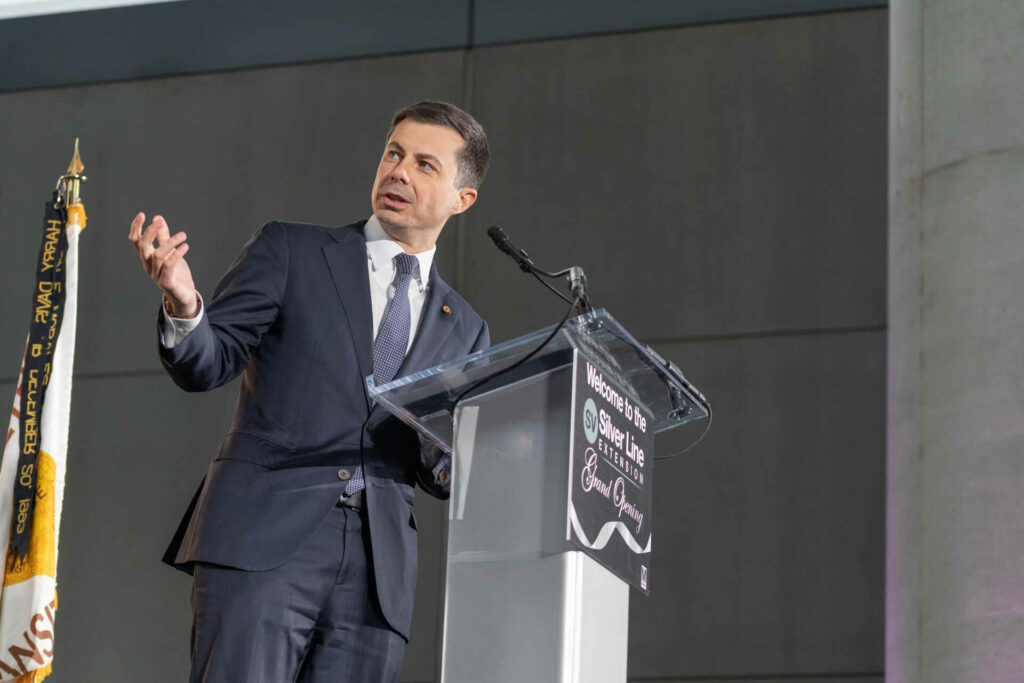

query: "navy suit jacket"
(159, 219), (489, 640)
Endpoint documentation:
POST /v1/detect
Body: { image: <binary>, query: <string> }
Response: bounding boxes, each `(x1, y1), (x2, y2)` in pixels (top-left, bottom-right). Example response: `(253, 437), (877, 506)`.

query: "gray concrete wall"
(0, 8), (887, 682)
(887, 1), (1024, 681)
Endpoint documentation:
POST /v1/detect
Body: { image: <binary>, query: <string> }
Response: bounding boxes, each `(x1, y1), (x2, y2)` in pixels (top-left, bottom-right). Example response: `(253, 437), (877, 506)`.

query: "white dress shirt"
(160, 215), (436, 351)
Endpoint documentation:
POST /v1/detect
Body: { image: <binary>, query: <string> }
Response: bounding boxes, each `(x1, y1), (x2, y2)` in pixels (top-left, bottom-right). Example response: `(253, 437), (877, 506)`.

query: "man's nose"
(388, 161), (412, 183)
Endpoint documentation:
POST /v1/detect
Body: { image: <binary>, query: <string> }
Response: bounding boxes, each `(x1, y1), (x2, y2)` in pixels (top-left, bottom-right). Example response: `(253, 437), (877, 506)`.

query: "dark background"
(0, 2), (887, 681)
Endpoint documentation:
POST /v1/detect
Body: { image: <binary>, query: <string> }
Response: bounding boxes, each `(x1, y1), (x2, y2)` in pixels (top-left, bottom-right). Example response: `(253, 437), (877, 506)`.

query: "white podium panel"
(441, 367), (628, 683)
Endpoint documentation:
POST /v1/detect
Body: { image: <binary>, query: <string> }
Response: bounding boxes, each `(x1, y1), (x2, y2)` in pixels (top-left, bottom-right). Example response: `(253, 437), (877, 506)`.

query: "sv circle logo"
(583, 398), (599, 444)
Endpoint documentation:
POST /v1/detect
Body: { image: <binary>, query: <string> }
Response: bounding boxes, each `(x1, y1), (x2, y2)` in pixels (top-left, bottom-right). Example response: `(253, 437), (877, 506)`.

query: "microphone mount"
(487, 226), (593, 314)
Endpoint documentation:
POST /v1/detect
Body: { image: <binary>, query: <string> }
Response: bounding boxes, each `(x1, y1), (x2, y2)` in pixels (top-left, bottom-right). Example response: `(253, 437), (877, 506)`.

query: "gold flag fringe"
(13, 662), (51, 683)
(67, 204), (86, 232)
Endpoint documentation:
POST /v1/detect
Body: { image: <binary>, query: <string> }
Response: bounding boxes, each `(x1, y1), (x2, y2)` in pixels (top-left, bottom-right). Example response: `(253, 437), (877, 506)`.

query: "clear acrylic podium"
(369, 310), (707, 683)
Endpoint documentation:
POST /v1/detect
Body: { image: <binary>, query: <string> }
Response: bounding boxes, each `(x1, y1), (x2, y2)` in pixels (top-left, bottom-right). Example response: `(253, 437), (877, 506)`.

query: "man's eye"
(386, 150), (400, 159)
(419, 161), (434, 171)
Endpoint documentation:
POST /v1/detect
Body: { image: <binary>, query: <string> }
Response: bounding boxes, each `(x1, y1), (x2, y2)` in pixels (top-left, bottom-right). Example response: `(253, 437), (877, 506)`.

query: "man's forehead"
(387, 120), (464, 159)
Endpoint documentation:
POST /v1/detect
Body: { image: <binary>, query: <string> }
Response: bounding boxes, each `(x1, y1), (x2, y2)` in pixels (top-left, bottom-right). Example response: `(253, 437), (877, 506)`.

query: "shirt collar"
(363, 214), (435, 292)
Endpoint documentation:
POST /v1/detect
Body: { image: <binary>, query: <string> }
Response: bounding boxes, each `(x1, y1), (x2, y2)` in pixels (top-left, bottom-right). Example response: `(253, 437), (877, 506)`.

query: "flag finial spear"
(60, 138), (86, 206)
(66, 138), (84, 176)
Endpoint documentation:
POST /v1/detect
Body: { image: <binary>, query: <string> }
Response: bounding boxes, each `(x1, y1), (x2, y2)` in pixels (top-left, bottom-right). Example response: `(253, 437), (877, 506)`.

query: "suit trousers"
(189, 505), (406, 683)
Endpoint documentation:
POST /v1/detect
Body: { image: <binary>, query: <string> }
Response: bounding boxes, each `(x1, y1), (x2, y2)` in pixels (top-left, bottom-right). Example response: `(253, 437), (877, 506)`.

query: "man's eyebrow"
(415, 153), (443, 170)
(387, 141), (444, 170)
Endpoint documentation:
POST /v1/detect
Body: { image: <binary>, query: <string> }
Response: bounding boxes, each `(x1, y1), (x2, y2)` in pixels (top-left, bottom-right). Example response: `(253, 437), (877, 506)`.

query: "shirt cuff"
(431, 452), (452, 486)
(159, 293), (205, 348)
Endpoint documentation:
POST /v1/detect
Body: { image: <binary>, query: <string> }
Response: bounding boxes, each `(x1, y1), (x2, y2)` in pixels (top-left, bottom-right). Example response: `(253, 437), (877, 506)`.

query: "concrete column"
(888, 1), (1024, 682)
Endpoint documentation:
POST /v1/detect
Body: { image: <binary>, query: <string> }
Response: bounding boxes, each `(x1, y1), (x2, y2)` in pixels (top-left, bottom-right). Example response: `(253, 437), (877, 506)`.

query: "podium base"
(441, 550), (628, 683)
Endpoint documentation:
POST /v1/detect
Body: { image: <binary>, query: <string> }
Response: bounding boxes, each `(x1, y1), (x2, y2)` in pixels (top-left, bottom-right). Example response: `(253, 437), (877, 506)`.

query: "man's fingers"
(154, 215), (171, 243)
(128, 212), (145, 244)
(138, 223), (166, 276)
(153, 231), (187, 260)
(137, 221), (161, 259)
(155, 243), (189, 283)
(154, 236), (188, 276)
(153, 232), (187, 272)
(137, 216), (174, 256)
(131, 212), (192, 300)
(161, 243), (189, 273)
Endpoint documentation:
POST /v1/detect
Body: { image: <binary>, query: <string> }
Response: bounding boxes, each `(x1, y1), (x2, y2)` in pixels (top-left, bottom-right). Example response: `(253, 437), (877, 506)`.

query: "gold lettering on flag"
(5, 453), (57, 585)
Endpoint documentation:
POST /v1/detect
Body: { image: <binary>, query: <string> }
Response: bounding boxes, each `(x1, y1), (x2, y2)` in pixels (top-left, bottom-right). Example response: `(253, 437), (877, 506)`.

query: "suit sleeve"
(158, 221), (289, 392)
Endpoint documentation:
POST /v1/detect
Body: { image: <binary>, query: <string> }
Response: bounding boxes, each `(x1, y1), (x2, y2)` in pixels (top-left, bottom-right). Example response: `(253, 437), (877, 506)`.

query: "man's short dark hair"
(388, 101), (490, 190)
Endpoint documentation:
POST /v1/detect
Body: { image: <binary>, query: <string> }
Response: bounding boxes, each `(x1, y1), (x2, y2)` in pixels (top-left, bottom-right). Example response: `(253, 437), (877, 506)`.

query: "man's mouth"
(381, 190), (411, 207)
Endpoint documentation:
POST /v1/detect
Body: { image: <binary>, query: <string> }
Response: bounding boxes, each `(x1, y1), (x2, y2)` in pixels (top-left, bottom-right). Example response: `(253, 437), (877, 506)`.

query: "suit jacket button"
(338, 468), (351, 481)
(366, 423), (375, 435)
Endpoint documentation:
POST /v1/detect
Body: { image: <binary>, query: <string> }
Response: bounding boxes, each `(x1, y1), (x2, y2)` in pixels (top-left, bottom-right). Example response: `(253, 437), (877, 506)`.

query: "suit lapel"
(323, 223), (374, 409)
(398, 263), (459, 378)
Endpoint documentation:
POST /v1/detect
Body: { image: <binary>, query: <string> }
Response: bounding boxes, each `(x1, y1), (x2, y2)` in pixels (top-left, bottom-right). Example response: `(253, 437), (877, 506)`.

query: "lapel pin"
(441, 305), (452, 315)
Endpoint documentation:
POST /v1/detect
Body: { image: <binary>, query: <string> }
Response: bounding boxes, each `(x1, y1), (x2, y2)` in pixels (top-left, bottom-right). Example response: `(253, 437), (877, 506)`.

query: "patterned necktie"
(345, 252), (419, 497)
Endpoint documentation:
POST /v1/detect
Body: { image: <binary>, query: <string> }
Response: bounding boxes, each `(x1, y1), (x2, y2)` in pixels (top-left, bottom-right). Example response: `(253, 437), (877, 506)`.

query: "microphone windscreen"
(487, 225), (506, 244)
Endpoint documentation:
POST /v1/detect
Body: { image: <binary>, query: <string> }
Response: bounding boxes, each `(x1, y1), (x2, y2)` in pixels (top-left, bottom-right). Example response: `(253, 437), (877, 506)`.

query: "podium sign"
(568, 349), (654, 594)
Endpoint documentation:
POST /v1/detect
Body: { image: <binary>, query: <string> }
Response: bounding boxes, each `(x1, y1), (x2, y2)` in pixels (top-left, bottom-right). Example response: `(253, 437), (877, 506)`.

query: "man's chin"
(374, 211), (408, 232)
(376, 201), (411, 221)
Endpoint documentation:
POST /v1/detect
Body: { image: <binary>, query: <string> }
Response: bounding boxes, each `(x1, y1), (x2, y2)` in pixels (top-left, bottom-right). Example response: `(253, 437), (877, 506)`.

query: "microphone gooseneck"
(487, 225), (593, 314)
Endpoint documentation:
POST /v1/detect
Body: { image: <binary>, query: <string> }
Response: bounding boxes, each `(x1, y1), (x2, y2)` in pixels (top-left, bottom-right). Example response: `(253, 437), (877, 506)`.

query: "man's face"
(370, 119), (477, 242)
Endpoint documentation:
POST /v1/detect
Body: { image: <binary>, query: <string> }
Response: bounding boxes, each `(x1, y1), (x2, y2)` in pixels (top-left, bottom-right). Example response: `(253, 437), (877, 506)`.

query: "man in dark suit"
(128, 101), (490, 682)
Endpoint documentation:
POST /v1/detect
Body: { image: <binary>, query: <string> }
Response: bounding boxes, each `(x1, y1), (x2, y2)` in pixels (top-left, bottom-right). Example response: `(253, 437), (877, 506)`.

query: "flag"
(0, 144), (85, 682)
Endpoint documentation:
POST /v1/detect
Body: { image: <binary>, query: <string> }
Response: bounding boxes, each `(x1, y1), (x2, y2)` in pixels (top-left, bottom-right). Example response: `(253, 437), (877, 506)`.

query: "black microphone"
(487, 226), (535, 272)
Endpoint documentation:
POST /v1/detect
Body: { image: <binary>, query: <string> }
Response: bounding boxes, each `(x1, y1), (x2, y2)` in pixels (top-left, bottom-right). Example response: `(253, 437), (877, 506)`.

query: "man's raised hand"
(128, 212), (199, 318)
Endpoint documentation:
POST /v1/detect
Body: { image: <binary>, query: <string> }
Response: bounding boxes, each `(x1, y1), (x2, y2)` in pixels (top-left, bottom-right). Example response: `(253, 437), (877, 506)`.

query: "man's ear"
(451, 188), (478, 215)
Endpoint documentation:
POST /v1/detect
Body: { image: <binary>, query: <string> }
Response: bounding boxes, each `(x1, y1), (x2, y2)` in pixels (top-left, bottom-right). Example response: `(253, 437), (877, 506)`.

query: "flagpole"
(0, 141), (86, 682)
